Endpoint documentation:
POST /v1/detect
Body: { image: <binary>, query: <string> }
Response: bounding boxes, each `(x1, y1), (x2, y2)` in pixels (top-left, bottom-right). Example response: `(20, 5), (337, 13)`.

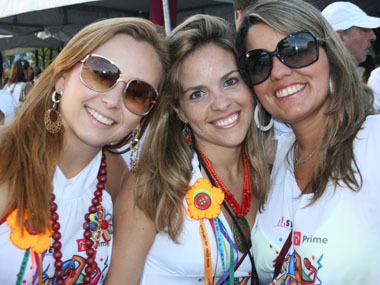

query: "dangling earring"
(129, 127), (140, 172)
(44, 90), (63, 134)
(254, 103), (274, 132)
(182, 121), (192, 146)
(329, 77), (333, 94)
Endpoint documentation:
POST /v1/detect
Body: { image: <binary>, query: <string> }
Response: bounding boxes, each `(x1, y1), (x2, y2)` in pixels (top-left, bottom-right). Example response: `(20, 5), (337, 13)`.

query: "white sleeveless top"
(140, 153), (254, 284)
(0, 151), (113, 284)
(252, 114), (380, 284)
(4, 82), (25, 107)
(0, 89), (17, 124)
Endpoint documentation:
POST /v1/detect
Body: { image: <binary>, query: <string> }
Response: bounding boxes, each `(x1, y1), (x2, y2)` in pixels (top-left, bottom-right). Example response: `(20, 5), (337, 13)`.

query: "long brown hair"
(8, 59), (30, 84)
(135, 14), (270, 241)
(0, 17), (169, 233)
(236, 0), (374, 203)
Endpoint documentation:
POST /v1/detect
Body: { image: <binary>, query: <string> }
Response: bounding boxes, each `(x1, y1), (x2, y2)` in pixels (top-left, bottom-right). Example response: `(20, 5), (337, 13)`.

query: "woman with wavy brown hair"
(236, 0), (378, 283)
(0, 17), (168, 284)
(107, 14), (270, 285)
(4, 59), (33, 105)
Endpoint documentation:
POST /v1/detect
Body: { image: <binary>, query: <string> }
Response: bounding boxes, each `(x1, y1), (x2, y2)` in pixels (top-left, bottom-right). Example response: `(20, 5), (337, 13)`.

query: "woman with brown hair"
(4, 59), (33, 105)
(236, 0), (379, 283)
(0, 17), (168, 284)
(107, 14), (270, 285)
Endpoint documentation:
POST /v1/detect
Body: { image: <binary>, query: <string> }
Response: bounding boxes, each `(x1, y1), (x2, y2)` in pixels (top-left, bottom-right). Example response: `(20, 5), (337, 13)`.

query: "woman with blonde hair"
(107, 14), (270, 284)
(236, 0), (379, 283)
(0, 17), (168, 284)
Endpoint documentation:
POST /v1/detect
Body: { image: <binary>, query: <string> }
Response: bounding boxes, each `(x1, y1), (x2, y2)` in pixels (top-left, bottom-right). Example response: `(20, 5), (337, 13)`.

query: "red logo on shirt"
(294, 231), (301, 246)
(77, 238), (87, 252)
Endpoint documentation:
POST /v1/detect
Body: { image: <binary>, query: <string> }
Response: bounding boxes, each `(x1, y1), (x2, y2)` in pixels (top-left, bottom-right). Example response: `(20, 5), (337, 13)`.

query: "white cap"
(322, 1), (380, 31)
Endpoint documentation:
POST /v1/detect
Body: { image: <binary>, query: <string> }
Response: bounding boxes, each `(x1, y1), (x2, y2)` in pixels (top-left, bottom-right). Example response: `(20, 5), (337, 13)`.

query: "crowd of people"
(0, 0), (379, 284)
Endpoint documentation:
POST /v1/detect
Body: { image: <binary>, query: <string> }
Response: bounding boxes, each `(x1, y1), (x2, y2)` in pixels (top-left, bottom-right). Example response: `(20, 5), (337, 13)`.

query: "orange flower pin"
(186, 178), (224, 220)
(7, 209), (51, 254)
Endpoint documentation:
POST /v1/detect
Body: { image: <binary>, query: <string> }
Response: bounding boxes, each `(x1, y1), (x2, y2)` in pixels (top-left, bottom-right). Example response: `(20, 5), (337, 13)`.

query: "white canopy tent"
(0, 0), (101, 18)
(0, 0), (233, 53)
(0, 0), (378, 54)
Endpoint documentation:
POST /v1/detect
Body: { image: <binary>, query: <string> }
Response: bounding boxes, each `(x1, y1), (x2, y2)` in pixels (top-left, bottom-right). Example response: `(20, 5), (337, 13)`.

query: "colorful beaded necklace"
(195, 147), (259, 284)
(196, 147), (252, 217)
(9, 152), (108, 284)
(50, 152), (107, 284)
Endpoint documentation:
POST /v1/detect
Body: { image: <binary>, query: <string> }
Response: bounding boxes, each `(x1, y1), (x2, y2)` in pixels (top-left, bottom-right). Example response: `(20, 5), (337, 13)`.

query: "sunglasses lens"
(125, 80), (157, 115)
(243, 31), (319, 85)
(245, 50), (272, 85)
(81, 56), (120, 91)
(279, 32), (318, 68)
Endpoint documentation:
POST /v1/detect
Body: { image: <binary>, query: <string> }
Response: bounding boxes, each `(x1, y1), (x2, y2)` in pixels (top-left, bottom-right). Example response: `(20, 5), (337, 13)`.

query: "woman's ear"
(171, 104), (188, 123)
(55, 74), (66, 91)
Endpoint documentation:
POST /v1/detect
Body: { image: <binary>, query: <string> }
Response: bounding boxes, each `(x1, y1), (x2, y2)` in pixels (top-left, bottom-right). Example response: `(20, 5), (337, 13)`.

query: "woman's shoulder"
(104, 151), (128, 202)
(360, 114), (380, 134)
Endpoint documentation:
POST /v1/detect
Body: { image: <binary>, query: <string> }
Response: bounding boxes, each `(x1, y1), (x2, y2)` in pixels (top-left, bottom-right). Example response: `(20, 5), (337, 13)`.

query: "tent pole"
(162, 0), (171, 34)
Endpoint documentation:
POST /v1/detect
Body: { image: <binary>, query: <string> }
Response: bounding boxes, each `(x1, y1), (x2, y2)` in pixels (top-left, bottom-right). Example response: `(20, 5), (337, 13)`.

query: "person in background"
(368, 65), (380, 111)
(0, 89), (17, 125)
(0, 51), (3, 89)
(237, 0), (379, 283)
(106, 14), (270, 285)
(322, 1), (380, 77)
(233, 0), (257, 28)
(0, 17), (168, 284)
(32, 65), (42, 83)
(3, 59), (33, 106)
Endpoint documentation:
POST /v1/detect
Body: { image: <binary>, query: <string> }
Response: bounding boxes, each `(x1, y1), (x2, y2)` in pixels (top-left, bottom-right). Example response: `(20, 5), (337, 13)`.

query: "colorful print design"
(42, 255), (110, 284)
(89, 207), (113, 242)
(274, 250), (323, 285)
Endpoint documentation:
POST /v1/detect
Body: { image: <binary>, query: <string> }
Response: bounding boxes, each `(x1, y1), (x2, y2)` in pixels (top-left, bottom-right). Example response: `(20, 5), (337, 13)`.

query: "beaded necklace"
(50, 152), (107, 284)
(195, 147), (259, 284)
(196, 147), (251, 217)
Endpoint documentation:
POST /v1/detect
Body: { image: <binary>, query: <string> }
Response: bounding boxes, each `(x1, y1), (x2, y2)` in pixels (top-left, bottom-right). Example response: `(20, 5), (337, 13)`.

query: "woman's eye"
(224, 77), (238, 87)
(189, 90), (207, 100)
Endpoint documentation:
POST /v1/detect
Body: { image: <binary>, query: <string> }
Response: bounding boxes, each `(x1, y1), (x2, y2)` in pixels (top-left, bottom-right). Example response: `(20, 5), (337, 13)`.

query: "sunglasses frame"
(243, 30), (325, 85)
(79, 53), (158, 116)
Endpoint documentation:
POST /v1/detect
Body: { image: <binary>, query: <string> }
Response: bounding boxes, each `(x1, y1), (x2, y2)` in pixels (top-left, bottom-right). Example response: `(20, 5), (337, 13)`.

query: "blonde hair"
(236, 0), (374, 202)
(0, 17), (169, 233)
(135, 14), (270, 241)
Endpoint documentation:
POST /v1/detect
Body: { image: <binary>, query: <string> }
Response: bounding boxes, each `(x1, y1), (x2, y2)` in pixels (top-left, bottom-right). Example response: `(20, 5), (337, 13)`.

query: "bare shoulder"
(104, 151), (128, 202)
(105, 172), (156, 285)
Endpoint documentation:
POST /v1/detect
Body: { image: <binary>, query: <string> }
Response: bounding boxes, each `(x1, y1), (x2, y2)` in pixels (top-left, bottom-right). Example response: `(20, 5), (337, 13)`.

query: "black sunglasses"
(242, 30), (324, 85)
(79, 54), (158, 116)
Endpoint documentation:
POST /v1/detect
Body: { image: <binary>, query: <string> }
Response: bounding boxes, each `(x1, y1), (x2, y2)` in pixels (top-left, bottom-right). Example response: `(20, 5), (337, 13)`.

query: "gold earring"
(44, 90), (63, 134)
(129, 127), (141, 171)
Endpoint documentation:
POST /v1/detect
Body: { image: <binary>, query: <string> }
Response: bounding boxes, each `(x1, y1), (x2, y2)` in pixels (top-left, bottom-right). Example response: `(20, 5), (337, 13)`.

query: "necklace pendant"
(231, 216), (252, 253)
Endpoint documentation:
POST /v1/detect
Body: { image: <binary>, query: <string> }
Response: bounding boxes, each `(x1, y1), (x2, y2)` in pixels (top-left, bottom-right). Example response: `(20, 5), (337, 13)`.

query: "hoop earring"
(182, 121), (192, 146)
(329, 77), (333, 94)
(129, 127), (140, 172)
(254, 103), (273, 132)
(44, 90), (63, 134)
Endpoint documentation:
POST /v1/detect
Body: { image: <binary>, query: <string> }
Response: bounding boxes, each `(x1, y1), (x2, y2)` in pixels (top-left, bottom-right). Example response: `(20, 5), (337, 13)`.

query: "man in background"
(322, 2), (380, 69)
(233, 0), (255, 28)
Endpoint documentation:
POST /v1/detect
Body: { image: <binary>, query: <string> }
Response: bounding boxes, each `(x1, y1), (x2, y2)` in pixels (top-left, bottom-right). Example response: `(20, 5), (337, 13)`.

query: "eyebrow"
(181, 69), (239, 94)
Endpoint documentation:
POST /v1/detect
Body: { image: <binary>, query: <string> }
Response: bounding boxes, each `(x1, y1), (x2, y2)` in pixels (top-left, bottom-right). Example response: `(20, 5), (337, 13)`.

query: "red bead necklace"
(50, 152), (107, 285)
(197, 148), (252, 217)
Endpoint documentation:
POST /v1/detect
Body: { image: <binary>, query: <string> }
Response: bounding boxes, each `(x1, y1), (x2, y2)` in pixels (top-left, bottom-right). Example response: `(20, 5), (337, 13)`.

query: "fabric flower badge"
(7, 209), (51, 254)
(186, 178), (224, 220)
